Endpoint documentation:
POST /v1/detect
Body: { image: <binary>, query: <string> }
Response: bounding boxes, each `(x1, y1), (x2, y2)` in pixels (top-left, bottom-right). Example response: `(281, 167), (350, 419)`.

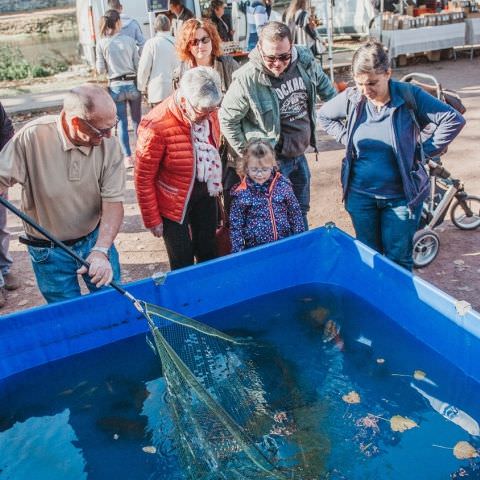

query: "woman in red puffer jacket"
(135, 67), (223, 270)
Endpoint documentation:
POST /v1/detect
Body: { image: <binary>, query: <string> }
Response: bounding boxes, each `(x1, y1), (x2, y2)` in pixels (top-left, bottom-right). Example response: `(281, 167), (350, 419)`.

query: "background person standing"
(96, 9), (141, 169)
(107, 0), (146, 52)
(137, 15), (179, 107)
(0, 102), (19, 308)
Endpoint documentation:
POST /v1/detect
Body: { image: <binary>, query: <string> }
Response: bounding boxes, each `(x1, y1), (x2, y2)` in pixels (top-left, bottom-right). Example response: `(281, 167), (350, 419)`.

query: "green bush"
(0, 45), (71, 81)
(0, 46), (31, 81)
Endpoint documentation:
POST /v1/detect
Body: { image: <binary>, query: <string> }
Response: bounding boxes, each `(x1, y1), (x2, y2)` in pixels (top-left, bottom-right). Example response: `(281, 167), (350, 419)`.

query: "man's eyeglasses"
(82, 117), (118, 137)
(190, 36), (211, 47)
(259, 46), (292, 64)
(248, 167), (272, 175)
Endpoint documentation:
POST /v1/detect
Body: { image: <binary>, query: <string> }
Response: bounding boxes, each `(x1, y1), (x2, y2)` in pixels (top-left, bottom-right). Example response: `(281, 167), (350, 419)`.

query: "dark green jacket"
(219, 46), (336, 157)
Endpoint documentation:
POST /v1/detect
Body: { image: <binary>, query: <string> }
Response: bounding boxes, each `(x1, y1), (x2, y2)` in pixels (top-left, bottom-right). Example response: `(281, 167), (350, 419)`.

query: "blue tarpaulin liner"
(1, 226), (479, 383)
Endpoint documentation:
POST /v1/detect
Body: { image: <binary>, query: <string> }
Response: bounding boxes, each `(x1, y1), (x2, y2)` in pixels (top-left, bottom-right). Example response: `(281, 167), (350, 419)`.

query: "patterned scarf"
(192, 119), (222, 196)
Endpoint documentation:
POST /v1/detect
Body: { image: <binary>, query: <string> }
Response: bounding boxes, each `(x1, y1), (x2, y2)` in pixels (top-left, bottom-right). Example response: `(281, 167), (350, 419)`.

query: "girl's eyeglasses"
(248, 167), (272, 175)
(190, 36), (211, 47)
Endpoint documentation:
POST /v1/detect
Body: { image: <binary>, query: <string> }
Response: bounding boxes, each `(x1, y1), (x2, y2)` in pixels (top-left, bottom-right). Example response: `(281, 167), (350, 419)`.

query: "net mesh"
(143, 302), (296, 480)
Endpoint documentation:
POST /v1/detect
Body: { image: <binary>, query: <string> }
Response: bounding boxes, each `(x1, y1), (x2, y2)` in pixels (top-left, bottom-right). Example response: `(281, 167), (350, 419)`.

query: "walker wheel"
(412, 229), (440, 268)
(450, 195), (480, 230)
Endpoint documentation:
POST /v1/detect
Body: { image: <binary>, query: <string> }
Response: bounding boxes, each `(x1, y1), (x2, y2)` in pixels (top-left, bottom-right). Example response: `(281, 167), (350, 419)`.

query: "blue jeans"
(277, 154), (311, 230)
(345, 190), (422, 271)
(109, 83), (141, 156)
(247, 32), (259, 51)
(27, 228), (121, 303)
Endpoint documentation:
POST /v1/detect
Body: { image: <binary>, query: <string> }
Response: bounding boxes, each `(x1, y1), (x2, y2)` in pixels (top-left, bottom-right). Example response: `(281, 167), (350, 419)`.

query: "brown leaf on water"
(453, 441), (479, 459)
(413, 370), (426, 380)
(390, 415), (418, 432)
(310, 307), (329, 324)
(342, 391), (361, 404)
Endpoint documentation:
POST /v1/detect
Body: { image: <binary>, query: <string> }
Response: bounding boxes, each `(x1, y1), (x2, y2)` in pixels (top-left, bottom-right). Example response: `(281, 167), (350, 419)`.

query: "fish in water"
(410, 382), (480, 436)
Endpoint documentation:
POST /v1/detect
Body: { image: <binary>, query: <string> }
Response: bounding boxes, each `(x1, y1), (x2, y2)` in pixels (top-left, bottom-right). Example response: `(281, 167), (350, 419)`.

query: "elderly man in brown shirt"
(0, 84), (125, 303)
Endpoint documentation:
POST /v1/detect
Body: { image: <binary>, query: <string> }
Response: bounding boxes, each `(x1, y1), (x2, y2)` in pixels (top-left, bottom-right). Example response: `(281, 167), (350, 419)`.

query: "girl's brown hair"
(99, 9), (120, 37)
(176, 19), (223, 64)
(237, 139), (277, 177)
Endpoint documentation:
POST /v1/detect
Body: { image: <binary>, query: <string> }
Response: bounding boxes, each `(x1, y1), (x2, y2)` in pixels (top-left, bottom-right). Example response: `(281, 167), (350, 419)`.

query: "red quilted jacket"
(134, 94), (220, 228)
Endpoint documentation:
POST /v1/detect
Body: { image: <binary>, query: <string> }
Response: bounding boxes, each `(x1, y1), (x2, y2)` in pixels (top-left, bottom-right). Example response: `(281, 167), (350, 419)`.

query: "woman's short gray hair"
(178, 66), (222, 109)
(352, 41), (390, 76)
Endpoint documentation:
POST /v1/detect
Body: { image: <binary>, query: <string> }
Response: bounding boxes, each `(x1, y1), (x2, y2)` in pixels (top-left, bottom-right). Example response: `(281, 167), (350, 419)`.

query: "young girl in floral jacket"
(229, 140), (305, 253)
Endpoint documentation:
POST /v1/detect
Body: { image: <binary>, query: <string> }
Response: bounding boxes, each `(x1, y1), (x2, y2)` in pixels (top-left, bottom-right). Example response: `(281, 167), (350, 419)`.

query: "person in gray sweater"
(96, 9), (141, 168)
(107, 0), (145, 53)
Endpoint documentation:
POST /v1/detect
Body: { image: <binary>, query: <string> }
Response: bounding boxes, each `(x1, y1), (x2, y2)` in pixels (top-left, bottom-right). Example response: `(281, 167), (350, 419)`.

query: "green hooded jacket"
(219, 45), (336, 157)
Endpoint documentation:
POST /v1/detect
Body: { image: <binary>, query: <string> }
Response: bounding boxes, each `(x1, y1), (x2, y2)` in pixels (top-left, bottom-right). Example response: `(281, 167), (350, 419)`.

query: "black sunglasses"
(259, 45), (292, 64)
(190, 36), (211, 47)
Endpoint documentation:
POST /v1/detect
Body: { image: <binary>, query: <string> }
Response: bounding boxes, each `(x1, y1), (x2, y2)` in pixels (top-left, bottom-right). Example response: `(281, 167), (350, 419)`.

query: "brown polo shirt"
(0, 115), (125, 240)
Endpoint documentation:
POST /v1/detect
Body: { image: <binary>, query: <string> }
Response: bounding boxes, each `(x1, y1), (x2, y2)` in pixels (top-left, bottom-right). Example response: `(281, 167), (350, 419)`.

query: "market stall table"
(382, 22), (466, 61)
(465, 18), (480, 44)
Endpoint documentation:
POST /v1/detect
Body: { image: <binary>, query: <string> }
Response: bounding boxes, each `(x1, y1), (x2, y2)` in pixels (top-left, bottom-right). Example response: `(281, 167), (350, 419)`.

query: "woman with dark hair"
(318, 41), (465, 270)
(175, 18), (240, 212)
(96, 9), (141, 168)
(210, 0), (233, 42)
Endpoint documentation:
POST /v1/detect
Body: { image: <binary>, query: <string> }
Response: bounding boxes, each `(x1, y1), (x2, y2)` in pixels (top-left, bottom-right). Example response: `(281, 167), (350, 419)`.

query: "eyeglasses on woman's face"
(190, 36), (211, 47)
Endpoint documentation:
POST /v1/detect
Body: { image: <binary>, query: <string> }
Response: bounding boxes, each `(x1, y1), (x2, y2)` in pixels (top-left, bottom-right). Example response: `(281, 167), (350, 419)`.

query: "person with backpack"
(318, 41), (465, 271)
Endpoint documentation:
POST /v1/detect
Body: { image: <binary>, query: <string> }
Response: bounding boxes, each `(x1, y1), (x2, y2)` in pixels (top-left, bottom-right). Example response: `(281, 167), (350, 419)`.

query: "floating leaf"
(390, 415), (418, 432)
(413, 370), (426, 380)
(342, 391), (361, 404)
(453, 441), (478, 459)
(142, 446), (157, 454)
(456, 300), (472, 316)
(310, 307), (329, 324)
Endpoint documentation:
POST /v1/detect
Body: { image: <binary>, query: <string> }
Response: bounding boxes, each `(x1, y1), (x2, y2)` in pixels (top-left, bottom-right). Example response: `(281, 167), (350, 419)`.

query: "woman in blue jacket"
(318, 41), (465, 270)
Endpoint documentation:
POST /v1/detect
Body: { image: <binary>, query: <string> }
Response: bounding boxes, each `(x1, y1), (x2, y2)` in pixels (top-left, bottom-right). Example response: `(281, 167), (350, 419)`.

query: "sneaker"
(3, 272), (20, 291)
(124, 156), (135, 170)
(0, 288), (6, 308)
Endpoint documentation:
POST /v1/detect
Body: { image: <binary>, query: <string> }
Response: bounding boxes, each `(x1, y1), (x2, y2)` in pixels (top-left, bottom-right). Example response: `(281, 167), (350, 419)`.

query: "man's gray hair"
(259, 21), (292, 44)
(178, 66), (222, 109)
(63, 84), (112, 119)
(154, 14), (171, 32)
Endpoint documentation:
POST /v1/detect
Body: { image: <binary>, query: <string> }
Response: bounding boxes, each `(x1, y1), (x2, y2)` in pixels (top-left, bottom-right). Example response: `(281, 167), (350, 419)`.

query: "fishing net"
(143, 301), (296, 480)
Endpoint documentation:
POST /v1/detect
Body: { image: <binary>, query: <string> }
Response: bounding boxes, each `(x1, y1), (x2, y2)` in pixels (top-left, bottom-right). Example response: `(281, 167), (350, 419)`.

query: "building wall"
(0, 0), (75, 13)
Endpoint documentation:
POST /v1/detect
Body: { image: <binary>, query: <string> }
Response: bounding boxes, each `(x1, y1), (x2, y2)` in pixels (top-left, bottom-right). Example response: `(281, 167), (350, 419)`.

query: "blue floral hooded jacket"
(229, 171), (305, 253)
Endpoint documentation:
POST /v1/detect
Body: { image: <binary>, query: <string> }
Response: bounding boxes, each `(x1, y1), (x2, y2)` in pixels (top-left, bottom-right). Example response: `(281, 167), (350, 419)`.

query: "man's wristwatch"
(91, 246), (110, 257)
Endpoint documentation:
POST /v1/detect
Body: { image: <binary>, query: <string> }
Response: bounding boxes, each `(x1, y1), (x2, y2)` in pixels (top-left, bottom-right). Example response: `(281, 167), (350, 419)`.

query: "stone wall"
(0, 0), (75, 13)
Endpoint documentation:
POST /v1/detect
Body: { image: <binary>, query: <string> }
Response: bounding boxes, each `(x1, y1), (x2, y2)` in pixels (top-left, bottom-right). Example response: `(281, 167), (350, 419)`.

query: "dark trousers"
(162, 182), (218, 270)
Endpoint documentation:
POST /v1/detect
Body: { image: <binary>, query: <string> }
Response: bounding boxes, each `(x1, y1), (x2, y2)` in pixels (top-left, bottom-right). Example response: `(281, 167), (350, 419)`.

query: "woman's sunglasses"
(190, 36), (211, 47)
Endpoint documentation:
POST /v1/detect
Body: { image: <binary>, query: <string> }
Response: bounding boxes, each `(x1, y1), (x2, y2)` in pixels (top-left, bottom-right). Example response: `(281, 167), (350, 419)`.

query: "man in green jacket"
(219, 21), (336, 229)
